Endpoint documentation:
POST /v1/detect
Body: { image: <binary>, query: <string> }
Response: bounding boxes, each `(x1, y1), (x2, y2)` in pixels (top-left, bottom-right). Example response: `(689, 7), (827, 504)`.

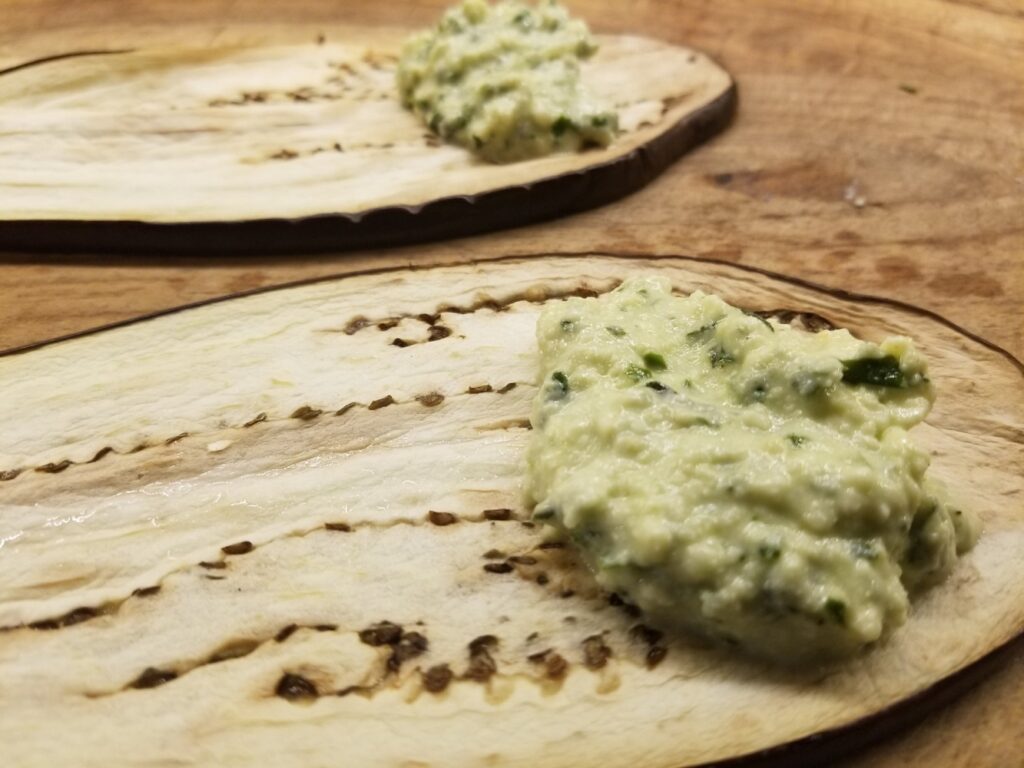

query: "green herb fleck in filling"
(841, 355), (908, 388)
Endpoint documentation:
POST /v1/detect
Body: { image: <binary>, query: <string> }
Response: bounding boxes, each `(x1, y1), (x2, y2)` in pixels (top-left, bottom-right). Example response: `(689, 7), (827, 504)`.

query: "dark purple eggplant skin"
(0, 84), (736, 256)
(699, 634), (1022, 767)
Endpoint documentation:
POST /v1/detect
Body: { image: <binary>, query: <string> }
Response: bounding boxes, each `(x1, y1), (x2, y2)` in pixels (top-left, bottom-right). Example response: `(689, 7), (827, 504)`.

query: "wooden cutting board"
(0, 0), (1021, 765)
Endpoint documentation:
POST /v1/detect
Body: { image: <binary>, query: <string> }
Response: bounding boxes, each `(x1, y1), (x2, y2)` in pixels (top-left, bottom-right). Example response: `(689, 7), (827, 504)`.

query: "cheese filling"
(526, 277), (978, 661)
(397, 0), (617, 163)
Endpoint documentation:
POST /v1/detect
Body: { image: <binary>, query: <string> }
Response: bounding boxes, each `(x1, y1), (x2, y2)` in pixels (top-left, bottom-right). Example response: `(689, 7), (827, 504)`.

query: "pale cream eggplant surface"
(0, 256), (1021, 767)
(0, 31), (732, 235)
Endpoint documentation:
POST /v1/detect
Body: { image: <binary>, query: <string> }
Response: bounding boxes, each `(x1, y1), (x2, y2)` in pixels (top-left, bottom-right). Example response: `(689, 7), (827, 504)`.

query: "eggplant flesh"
(0, 256), (1020, 768)
(0, 34), (734, 252)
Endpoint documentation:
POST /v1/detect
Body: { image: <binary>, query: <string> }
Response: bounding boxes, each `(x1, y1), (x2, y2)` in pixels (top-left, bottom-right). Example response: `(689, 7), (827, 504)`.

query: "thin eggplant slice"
(0, 34), (734, 253)
(0, 255), (1020, 767)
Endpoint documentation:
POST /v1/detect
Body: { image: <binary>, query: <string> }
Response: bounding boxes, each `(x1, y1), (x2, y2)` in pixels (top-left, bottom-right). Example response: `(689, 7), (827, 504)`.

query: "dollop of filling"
(397, 0), (617, 163)
(526, 277), (978, 662)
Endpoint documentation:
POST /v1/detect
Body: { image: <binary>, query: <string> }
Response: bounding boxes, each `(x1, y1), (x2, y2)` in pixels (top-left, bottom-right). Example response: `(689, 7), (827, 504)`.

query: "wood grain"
(0, 0), (1021, 764)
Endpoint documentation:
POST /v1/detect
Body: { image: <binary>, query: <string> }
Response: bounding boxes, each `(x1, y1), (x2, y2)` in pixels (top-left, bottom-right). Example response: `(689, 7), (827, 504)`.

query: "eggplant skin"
(0, 36), (735, 254)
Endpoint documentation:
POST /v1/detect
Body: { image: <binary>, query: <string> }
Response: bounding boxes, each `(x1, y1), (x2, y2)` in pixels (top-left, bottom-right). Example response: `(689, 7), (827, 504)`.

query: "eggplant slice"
(0, 34), (734, 253)
(0, 255), (1020, 767)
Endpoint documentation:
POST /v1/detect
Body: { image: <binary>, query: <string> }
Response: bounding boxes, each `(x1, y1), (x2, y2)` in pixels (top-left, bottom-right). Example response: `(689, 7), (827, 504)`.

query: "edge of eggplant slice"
(704, 634), (1020, 767)
(2, 251), (1016, 375)
(0, 84), (736, 255)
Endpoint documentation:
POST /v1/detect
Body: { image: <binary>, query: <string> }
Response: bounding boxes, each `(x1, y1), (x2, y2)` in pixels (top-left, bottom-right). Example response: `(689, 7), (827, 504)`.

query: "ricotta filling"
(526, 277), (978, 661)
(398, 0), (617, 163)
